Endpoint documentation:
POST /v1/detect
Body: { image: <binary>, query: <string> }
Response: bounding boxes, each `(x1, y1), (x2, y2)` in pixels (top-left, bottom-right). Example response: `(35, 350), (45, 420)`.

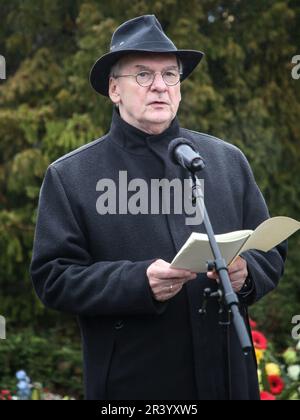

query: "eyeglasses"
(113, 69), (182, 87)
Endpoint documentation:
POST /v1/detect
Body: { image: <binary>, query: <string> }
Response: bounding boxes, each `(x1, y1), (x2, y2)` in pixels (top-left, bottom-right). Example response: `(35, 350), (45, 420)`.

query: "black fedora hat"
(90, 15), (204, 96)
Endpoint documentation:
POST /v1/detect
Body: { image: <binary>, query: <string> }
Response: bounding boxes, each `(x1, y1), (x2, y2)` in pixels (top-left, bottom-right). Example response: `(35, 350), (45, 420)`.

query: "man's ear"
(109, 77), (120, 105)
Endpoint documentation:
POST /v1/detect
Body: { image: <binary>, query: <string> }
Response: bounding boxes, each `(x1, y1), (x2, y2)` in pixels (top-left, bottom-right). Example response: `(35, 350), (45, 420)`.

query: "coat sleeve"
(30, 165), (165, 317)
(237, 151), (287, 305)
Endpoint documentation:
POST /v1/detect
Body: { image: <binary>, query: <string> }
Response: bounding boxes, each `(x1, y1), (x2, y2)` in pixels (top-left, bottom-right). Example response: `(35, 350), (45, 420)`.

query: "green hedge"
(0, 327), (83, 399)
(0, 0), (300, 396)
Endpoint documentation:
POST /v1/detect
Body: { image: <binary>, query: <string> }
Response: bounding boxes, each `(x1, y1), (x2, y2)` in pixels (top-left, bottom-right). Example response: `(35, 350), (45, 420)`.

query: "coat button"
(114, 320), (124, 330)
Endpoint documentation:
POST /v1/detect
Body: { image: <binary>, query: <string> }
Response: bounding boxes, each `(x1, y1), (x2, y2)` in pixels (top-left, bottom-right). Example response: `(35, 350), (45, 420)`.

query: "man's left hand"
(207, 256), (248, 293)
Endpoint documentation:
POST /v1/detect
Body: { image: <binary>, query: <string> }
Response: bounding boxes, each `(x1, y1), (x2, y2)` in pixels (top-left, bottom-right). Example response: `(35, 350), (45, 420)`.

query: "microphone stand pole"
(189, 171), (252, 400)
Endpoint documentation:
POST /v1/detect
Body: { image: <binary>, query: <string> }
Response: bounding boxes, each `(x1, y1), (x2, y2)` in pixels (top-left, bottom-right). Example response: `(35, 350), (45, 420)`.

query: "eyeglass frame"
(112, 68), (183, 87)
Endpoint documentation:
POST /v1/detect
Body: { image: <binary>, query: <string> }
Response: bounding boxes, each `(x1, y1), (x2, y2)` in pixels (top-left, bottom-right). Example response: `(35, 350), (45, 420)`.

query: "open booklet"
(170, 216), (300, 273)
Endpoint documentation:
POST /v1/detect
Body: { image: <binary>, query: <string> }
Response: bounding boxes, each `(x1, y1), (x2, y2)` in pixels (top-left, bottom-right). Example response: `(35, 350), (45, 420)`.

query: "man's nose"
(150, 72), (168, 91)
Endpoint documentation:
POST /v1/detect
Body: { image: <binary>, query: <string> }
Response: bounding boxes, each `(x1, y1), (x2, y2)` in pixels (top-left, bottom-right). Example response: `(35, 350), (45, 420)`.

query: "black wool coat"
(30, 110), (287, 400)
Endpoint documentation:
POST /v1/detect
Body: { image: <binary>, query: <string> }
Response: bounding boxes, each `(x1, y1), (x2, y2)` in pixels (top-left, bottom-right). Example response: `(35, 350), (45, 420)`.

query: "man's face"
(109, 54), (182, 135)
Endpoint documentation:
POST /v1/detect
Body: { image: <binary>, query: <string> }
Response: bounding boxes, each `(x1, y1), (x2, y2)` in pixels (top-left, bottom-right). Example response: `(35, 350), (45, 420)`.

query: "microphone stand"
(189, 171), (252, 400)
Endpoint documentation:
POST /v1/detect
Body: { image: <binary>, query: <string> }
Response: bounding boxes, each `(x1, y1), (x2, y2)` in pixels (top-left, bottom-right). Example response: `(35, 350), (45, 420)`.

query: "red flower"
(0, 390), (12, 400)
(268, 375), (284, 395)
(251, 330), (268, 350)
(249, 319), (257, 329)
(260, 391), (276, 401)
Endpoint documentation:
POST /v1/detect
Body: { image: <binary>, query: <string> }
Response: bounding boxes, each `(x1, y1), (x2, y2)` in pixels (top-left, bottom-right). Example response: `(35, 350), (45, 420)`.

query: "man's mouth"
(149, 101), (168, 106)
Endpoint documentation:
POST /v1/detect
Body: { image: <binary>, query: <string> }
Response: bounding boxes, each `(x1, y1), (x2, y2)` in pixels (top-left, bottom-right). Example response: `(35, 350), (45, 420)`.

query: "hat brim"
(89, 49), (204, 96)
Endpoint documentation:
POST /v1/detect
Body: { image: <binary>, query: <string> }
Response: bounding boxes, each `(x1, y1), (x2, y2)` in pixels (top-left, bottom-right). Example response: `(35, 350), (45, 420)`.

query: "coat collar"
(109, 108), (181, 156)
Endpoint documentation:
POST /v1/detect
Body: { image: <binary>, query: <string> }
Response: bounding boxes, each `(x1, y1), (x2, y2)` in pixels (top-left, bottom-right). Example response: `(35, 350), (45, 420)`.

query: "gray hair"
(110, 60), (124, 78)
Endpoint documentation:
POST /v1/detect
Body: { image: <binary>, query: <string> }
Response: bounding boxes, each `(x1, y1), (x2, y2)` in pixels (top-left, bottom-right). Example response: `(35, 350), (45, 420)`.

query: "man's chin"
(146, 110), (173, 124)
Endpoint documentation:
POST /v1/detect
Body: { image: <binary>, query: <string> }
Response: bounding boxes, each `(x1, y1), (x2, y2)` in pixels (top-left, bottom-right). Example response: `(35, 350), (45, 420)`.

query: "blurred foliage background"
(0, 0), (299, 397)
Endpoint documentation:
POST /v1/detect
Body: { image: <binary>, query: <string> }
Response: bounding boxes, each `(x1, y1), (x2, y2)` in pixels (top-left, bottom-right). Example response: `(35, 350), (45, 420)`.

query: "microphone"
(168, 138), (205, 173)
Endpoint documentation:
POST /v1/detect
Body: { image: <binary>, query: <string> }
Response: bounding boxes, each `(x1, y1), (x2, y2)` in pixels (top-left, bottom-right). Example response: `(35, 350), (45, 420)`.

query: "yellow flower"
(255, 349), (265, 364)
(257, 369), (262, 385)
(266, 363), (281, 376)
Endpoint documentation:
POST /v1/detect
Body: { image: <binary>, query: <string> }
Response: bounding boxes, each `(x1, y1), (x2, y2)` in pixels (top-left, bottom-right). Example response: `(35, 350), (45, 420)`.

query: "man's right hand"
(146, 259), (197, 302)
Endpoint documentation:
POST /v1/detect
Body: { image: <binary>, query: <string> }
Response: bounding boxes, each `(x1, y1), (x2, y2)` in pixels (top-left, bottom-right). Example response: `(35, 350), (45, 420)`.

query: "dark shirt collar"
(109, 107), (181, 156)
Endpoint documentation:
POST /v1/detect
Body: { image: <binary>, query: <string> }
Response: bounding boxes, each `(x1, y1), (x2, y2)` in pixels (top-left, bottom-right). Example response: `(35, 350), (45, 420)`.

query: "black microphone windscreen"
(168, 137), (196, 164)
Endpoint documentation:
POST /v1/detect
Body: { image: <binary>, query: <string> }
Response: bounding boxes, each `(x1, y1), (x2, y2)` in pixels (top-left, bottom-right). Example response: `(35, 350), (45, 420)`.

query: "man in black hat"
(31, 15), (287, 400)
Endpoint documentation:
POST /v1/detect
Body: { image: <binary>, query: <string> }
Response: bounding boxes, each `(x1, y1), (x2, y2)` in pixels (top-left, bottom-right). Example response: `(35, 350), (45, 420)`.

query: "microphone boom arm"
(190, 172), (252, 354)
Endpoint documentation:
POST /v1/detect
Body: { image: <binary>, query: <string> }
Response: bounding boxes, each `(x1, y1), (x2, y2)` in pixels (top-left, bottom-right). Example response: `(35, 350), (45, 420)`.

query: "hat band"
(110, 41), (177, 51)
